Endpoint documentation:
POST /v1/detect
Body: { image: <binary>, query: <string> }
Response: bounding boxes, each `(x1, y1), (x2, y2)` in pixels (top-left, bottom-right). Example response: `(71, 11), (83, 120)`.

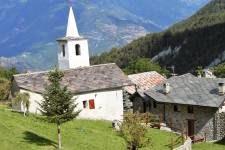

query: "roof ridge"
(14, 63), (117, 77)
(128, 71), (160, 77)
(168, 73), (196, 80)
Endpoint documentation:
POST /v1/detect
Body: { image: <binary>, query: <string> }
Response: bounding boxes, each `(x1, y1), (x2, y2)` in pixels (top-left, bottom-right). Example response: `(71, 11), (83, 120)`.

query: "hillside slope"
(91, 0), (225, 74)
(0, 105), (180, 150)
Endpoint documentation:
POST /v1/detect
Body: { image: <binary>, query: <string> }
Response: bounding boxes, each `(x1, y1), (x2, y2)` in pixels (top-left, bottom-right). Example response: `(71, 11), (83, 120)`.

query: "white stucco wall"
(13, 89), (124, 121)
(58, 39), (90, 70)
(75, 89), (123, 121)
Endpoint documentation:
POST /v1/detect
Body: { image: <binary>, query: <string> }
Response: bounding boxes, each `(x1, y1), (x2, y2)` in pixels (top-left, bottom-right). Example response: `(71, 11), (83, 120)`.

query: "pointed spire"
(66, 6), (80, 37)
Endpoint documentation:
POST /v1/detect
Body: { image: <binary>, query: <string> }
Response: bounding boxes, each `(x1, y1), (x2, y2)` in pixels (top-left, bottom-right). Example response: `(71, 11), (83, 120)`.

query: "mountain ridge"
(91, 0), (225, 74)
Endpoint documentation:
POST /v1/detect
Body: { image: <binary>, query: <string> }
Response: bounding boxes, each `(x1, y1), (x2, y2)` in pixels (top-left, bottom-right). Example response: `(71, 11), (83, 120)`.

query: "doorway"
(187, 120), (195, 137)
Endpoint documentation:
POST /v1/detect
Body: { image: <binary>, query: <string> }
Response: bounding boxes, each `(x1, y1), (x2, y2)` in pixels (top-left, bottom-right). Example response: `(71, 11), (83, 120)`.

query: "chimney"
(197, 74), (202, 78)
(163, 83), (170, 94)
(218, 82), (225, 95)
(203, 69), (216, 78)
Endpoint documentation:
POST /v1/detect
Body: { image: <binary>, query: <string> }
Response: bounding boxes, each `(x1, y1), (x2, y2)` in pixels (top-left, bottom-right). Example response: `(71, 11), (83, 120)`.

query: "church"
(11, 6), (133, 121)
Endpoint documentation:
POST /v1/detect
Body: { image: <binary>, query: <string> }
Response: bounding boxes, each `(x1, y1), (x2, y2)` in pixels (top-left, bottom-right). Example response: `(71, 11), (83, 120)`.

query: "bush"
(213, 63), (225, 78)
(120, 113), (150, 150)
(0, 67), (18, 80)
(0, 78), (10, 101)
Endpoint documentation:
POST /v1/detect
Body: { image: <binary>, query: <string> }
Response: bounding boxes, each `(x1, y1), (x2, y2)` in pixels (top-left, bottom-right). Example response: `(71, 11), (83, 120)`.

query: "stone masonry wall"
(123, 91), (133, 113)
(215, 112), (225, 140)
(149, 99), (219, 141)
(131, 95), (225, 141)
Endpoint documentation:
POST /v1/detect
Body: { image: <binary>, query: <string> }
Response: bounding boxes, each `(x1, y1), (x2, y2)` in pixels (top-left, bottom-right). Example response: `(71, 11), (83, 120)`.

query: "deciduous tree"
(123, 58), (169, 75)
(13, 92), (30, 117)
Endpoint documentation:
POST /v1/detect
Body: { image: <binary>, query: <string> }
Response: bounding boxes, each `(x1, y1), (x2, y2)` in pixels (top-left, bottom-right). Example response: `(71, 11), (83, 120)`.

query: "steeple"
(66, 7), (80, 37)
(57, 6), (90, 70)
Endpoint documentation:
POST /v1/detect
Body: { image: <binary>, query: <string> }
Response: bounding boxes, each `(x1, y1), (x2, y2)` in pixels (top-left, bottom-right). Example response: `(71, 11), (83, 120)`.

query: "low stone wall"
(174, 137), (192, 150)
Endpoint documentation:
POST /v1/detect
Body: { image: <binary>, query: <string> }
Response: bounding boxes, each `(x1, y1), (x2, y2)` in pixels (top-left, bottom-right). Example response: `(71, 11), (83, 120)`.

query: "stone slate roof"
(124, 71), (166, 95)
(145, 73), (225, 108)
(14, 63), (133, 94)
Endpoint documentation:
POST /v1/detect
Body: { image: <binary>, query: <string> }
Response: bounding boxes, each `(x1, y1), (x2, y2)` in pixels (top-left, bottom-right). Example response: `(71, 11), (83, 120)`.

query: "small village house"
(11, 6), (133, 121)
(144, 73), (225, 141)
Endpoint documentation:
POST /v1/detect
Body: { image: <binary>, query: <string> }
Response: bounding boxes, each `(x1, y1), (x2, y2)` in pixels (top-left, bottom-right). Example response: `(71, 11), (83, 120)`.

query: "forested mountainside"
(91, 0), (225, 74)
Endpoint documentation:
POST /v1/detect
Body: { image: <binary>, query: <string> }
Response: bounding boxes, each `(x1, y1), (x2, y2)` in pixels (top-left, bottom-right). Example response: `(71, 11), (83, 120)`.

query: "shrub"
(120, 113), (150, 150)
(0, 78), (10, 101)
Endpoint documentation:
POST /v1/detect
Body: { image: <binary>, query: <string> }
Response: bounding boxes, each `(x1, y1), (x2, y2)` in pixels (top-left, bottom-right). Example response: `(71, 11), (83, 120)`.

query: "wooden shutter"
(89, 99), (95, 109)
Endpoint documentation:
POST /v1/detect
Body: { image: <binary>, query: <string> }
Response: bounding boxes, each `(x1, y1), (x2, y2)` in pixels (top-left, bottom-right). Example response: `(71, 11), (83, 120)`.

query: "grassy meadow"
(0, 105), (183, 150)
(193, 140), (225, 150)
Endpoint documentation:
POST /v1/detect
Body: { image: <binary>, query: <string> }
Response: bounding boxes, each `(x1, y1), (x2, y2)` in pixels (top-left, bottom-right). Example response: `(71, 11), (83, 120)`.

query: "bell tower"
(57, 6), (90, 70)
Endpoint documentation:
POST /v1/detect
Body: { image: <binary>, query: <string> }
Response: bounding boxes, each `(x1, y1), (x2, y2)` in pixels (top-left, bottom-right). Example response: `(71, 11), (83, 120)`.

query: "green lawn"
(0, 105), (181, 150)
(193, 140), (225, 150)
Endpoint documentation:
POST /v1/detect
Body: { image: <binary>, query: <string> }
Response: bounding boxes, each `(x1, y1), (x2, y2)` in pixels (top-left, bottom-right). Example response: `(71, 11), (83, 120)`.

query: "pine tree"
(39, 68), (80, 149)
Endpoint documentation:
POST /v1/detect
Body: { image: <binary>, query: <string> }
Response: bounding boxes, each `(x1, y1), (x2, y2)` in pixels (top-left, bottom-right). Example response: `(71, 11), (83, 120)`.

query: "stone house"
(144, 73), (225, 141)
(11, 6), (133, 121)
(124, 71), (166, 112)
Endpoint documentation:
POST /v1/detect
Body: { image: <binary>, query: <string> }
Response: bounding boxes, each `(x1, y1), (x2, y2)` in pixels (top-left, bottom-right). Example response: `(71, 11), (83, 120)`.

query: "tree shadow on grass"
(22, 131), (57, 148)
(215, 138), (225, 145)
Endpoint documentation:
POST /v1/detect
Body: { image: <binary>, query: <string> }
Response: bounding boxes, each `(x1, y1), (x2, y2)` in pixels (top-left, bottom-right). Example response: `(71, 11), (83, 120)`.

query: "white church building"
(11, 6), (132, 121)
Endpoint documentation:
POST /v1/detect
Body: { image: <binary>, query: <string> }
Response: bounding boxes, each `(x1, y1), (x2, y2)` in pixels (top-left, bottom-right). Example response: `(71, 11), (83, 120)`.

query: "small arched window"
(62, 44), (65, 57)
(75, 44), (81, 56)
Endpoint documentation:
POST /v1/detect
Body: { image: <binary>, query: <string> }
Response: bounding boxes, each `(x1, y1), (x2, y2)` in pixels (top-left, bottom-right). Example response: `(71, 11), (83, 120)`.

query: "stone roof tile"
(145, 73), (225, 108)
(124, 71), (166, 94)
(14, 63), (133, 94)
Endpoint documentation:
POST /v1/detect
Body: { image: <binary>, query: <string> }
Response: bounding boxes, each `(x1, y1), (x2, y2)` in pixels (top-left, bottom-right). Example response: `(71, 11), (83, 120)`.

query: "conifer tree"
(39, 68), (80, 149)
